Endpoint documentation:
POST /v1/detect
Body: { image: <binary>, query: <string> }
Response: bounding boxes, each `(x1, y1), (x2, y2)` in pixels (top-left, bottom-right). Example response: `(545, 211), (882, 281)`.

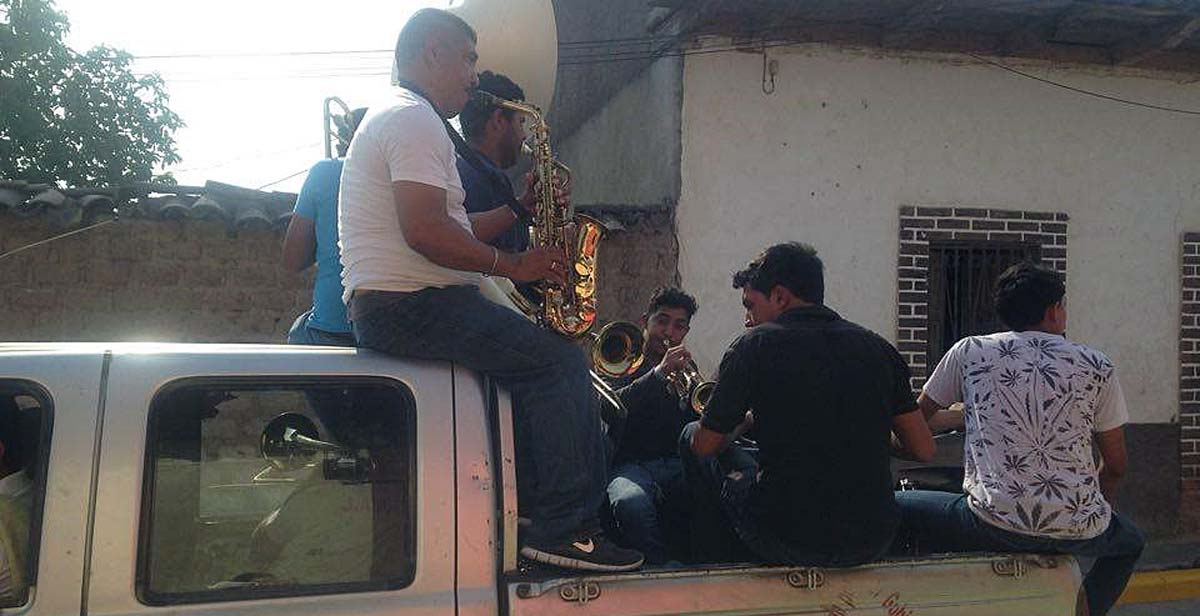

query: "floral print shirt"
(923, 331), (1128, 539)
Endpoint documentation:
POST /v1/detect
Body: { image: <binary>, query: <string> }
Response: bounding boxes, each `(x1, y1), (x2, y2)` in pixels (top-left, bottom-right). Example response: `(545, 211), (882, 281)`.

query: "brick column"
(1182, 232), (1200, 531)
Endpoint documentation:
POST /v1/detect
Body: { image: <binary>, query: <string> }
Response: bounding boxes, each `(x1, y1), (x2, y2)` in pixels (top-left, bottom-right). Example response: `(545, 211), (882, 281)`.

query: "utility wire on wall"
(123, 25), (1200, 115)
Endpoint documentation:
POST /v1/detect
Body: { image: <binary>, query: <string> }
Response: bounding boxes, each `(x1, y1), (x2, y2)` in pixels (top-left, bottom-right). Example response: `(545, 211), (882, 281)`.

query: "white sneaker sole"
(520, 546), (644, 572)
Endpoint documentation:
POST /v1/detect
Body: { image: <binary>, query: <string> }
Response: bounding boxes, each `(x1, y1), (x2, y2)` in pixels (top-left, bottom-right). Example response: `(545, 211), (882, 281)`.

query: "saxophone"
(472, 91), (605, 338)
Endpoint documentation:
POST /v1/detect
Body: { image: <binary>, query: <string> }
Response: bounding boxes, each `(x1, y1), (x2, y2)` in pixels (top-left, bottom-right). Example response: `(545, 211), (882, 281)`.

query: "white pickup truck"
(0, 343), (1082, 615)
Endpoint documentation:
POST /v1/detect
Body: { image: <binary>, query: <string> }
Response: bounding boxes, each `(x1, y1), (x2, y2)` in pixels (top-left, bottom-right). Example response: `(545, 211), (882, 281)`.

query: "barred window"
(138, 379), (415, 605)
(926, 241), (1042, 368)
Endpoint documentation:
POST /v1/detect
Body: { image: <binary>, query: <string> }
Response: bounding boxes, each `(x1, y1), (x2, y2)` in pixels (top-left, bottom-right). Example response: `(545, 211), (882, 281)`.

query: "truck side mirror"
(260, 412), (321, 471)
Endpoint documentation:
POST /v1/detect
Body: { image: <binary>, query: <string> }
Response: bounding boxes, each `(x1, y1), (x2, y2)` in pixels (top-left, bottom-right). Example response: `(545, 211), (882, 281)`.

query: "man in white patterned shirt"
(897, 262), (1143, 616)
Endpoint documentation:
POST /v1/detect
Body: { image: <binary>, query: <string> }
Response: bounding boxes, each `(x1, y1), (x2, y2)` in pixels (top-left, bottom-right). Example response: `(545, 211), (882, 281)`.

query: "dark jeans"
(896, 490), (1145, 616)
(351, 285), (607, 543)
(678, 422), (886, 567)
(607, 457), (685, 564)
(286, 310), (356, 346)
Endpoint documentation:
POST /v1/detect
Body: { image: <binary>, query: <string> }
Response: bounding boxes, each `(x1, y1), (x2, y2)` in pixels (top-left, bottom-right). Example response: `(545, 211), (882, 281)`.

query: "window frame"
(926, 239), (1043, 369)
(135, 375), (418, 606)
(0, 379), (54, 610)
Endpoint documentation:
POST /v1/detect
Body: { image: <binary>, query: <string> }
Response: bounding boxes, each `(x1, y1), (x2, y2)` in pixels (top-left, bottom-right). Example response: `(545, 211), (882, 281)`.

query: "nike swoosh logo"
(572, 539), (595, 554)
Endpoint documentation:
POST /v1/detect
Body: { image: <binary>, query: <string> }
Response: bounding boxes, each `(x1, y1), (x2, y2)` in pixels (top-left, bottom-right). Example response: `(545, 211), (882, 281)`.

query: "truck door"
(83, 347), (457, 616)
(0, 352), (104, 616)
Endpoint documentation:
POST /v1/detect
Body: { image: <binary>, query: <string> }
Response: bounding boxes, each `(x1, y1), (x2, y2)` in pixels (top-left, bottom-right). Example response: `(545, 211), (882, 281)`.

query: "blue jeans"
(607, 457), (685, 564)
(896, 490), (1144, 616)
(351, 285), (607, 543)
(286, 310), (356, 346)
(678, 422), (886, 567)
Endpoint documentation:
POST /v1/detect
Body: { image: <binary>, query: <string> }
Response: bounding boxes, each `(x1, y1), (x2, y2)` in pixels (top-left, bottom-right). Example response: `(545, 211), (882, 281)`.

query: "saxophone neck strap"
(396, 81), (533, 226)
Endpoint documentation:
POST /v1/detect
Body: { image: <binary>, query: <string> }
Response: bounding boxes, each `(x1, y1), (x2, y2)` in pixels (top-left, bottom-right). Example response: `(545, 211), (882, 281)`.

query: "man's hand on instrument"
(517, 173), (539, 216)
(501, 247), (567, 285)
(518, 172), (571, 216)
(656, 345), (692, 375)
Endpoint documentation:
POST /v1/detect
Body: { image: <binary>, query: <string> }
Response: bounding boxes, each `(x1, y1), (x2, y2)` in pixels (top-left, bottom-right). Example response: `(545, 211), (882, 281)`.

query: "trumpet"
(664, 360), (717, 415)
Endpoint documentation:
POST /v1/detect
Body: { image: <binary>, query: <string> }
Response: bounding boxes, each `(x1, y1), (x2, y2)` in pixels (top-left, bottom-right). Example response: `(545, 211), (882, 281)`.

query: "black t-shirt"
(609, 362), (694, 466)
(701, 305), (917, 555)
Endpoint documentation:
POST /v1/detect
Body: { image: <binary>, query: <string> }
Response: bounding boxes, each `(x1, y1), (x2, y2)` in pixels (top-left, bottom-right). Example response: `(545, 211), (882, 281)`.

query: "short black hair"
(993, 261), (1065, 330)
(460, 71), (525, 142)
(732, 242), (824, 304)
(394, 8), (476, 64)
(645, 287), (698, 320)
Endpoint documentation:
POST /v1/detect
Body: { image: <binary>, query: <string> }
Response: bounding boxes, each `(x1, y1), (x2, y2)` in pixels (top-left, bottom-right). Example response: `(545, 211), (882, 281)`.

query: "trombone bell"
(589, 321), (645, 379)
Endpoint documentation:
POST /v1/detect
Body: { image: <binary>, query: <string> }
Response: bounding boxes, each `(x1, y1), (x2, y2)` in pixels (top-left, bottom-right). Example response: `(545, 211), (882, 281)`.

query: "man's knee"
(608, 479), (655, 520)
(1114, 514), (1146, 557)
(551, 339), (589, 374)
(678, 421), (701, 459)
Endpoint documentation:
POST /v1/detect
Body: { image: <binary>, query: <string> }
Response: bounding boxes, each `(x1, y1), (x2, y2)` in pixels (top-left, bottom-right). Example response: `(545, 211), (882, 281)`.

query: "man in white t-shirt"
(897, 262), (1143, 616)
(337, 8), (642, 572)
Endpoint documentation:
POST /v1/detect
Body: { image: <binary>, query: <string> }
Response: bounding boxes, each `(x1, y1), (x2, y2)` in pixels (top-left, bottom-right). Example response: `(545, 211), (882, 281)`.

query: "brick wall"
(0, 216), (311, 342)
(1182, 232), (1200, 530)
(0, 212), (677, 343)
(896, 206), (1069, 392)
(592, 208), (680, 323)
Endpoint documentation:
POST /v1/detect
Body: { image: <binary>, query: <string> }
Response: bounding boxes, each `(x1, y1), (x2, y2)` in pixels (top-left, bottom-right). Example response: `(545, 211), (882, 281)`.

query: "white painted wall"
(557, 56), (683, 208)
(678, 45), (1200, 423)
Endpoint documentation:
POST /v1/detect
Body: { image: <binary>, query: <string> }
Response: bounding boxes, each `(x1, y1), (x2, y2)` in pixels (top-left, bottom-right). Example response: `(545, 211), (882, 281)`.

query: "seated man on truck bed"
(605, 287), (700, 564)
(682, 242), (935, 566)
(897, 262), (1144, 616)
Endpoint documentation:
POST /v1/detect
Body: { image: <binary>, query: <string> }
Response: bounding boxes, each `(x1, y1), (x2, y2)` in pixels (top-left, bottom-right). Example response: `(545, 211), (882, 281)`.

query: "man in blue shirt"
(456, 71), (536, 253)
(282, 108), (367, 346)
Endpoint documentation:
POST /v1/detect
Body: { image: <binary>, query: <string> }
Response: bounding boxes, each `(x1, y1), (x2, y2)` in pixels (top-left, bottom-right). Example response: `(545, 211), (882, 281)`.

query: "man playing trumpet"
(606, 287), (701, 564)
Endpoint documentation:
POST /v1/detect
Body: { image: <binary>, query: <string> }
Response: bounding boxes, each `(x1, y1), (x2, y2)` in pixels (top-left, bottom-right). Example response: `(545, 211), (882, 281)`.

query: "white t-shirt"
(923, 331), (1129, 540)
(338, 88), (479, 301)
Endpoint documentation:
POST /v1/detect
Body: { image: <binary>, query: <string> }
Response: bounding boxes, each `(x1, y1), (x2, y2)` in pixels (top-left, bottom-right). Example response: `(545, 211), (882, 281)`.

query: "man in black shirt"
(606, 287), (699, 564)
(682, 242), (935, 566)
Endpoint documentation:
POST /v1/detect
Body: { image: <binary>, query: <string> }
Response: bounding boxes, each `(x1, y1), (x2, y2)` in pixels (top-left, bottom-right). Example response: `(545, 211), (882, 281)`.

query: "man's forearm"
(409, 215), (501, 274)
(469, 206), (518, 244)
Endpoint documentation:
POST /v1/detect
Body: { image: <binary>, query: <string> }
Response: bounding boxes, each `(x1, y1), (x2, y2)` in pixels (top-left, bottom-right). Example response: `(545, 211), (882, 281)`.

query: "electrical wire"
(255, 168), (311, 190)
(121, 23), (1200, 115)
(0, 218), (118, 262)
(168, 141), (323, 174)
(134, 49), (393, 60)
(966, 53), (1200, 116)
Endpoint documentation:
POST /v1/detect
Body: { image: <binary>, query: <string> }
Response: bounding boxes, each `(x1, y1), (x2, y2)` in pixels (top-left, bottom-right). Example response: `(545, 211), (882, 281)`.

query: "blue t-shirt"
(456, 153), (530, 253)
(294, 159), (351, 333)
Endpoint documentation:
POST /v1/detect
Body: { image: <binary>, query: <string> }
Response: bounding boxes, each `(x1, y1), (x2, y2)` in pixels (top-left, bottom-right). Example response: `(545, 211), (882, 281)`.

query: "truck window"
(0, 381), (50, 609)
(138, 379), (415, 605)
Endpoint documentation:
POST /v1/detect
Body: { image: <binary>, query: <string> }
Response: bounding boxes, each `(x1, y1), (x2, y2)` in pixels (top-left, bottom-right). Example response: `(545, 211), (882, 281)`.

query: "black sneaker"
(520, 531), (644, 572)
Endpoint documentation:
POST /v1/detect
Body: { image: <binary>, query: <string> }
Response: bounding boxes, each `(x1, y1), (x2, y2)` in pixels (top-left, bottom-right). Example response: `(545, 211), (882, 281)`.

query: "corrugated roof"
(0, 179), (298, 231)
(651, 0), (1200, 73)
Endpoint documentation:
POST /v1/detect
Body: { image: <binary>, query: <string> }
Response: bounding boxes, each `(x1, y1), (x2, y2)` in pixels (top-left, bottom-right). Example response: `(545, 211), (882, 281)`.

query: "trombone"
(588, 321), (645, 418)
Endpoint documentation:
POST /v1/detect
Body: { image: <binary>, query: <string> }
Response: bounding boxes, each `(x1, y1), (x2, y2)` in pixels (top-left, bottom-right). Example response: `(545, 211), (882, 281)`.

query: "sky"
(56, 0), (448, 193)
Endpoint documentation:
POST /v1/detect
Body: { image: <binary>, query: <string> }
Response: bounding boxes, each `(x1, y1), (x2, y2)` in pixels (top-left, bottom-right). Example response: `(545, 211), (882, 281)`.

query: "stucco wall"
(678, 45), (1200, 424)
(557, 56), (683, 209)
